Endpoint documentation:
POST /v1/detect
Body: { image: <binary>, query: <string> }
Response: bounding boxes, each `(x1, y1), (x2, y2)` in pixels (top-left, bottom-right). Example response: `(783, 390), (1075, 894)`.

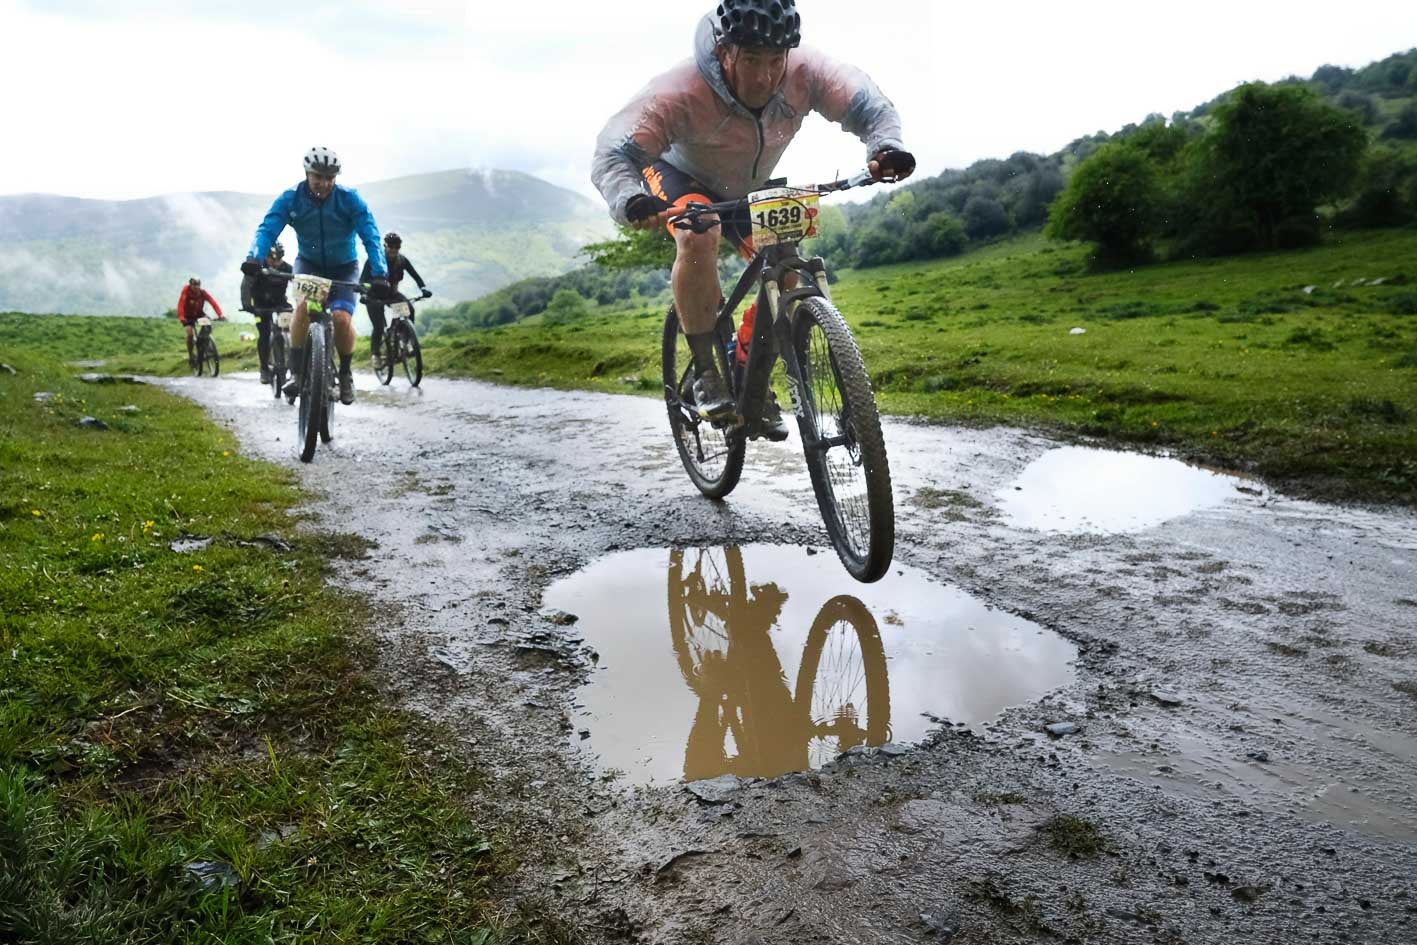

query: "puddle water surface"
(998, 446), (1245, 533)
(543, 545), (1076, 785)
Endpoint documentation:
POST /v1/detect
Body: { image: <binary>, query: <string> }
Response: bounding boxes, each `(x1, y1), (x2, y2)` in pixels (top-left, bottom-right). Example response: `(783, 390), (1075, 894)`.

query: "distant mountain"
(0, 169), (611, 318)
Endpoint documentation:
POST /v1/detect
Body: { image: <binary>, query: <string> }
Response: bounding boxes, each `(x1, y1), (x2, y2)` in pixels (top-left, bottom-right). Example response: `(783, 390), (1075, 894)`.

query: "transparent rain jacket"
(592, 14), (905, 224)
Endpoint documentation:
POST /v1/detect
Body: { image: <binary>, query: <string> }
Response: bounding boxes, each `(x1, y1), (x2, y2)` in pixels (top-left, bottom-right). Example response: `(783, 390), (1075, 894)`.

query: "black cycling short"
(642, 161), (754, 257)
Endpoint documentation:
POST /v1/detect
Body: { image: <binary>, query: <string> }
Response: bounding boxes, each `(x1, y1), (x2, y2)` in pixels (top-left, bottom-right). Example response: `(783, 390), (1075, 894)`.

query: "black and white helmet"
(714, 0), (801, 49)
(303, 146), (341, 176)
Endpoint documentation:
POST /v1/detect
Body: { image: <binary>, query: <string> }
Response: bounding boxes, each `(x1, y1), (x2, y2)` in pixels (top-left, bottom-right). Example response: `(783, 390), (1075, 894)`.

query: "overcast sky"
(3, 0), (1414, 205)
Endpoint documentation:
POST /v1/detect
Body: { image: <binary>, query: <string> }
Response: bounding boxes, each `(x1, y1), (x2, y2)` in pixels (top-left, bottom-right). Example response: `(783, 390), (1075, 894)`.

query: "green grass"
(0, 351), (561, 943)
(414, 228), (1417, 504)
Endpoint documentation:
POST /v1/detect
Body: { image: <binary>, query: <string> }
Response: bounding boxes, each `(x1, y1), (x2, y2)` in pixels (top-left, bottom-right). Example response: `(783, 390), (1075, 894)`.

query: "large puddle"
(543, 545), (1076, 786)
(997, 446), (1247, 533)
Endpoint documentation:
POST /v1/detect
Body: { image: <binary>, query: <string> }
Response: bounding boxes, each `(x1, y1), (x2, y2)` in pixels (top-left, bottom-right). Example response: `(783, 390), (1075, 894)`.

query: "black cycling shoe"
(690, 369), (735, 421)
(338, 370), (355, 405)
(259, 367), (272, 385)
(758, 390), (790, 442)
(283, 376), (300, 403)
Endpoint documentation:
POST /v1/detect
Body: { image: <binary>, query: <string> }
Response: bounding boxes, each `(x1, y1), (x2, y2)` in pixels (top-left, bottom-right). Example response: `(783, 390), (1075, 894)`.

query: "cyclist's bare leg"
(290, 300), (310, 349)
(331, 310), (355, 357)
(672, 222), (723, 336)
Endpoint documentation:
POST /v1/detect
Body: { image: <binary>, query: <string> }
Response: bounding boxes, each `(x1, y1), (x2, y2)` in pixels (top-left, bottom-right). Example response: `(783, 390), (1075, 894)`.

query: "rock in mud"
(1233, 884), (1269, 903)
(77, 416), (109, 430)
(32, 392), (54, 402)
(685, 774), (743, 804)
(543, 609), (579, 626)
(1247, 750), (1270, 763)
(1045, 721), (1080, 737)
(879, 742), (911, 758)
(1150, 689), (1186, 708)
(919, 909), (960, 939)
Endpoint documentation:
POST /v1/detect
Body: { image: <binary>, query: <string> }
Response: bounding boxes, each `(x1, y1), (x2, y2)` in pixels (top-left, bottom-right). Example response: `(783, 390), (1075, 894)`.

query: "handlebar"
(258, 268), (367, 289)
(669, 168), (882, 234)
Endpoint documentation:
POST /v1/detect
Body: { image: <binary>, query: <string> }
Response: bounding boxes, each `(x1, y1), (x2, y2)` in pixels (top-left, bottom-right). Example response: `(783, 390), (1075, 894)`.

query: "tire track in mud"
(167, 371), (1417, 945)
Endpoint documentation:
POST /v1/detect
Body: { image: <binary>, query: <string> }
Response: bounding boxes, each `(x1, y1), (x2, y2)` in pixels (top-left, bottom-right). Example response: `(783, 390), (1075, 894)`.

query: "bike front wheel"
(298, 328), (326, 462)
(792, 297), (894, 582)
(661, 307), (745, 500)
(400, 322), (423, 387)
(270, 330), (286, 398)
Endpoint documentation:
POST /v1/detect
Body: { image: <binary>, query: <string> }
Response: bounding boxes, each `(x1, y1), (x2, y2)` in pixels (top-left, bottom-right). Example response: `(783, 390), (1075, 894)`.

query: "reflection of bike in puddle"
(668, 547), (891, 780)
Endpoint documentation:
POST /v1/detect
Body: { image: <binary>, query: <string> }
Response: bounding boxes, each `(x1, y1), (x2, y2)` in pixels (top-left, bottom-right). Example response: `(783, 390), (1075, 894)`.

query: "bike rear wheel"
(400, 322), (423, 388)
(662, 307), (745, 500)
(792, 297), (894, 582)
(298, 327), (326, 462)
(207, 336), (220, 377)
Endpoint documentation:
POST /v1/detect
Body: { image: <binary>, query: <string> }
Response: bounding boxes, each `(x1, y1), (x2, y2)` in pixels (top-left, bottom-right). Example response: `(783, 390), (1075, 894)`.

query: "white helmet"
(303, 146), (341, 176)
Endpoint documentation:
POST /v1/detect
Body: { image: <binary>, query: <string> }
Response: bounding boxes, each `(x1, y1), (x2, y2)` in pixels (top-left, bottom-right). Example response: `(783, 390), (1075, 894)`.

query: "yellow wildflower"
(193, 565), (204, 572)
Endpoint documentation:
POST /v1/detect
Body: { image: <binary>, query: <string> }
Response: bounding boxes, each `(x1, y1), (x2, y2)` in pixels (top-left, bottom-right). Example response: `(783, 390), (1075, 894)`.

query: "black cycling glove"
(625, 193), (671, 223)
(421, 288), (433, 299)
(369, 277), (393, 300)
(872, 149), (917, 180)
(240, 257), (262, 277)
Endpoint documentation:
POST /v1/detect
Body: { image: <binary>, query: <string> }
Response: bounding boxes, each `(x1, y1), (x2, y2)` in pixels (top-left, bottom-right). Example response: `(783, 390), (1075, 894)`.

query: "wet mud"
(167, 371), (1417, 944)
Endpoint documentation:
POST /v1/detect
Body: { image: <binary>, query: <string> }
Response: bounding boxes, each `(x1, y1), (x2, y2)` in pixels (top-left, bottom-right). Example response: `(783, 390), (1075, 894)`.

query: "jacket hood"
(693, 13), (787, 117)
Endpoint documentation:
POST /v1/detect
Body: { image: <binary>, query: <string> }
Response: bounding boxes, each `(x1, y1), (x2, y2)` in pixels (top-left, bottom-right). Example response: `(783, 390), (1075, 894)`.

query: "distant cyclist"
(241, 146), (391, 405)
(240, 242), (294, 385)
(360, 232), (431, 370)
(175, 277), (225, 368)
(591, 0), (914, 440)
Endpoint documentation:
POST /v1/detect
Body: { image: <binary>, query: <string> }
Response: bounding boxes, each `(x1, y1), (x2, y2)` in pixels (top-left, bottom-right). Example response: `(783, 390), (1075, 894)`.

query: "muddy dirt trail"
(166, 371), (1417, 944)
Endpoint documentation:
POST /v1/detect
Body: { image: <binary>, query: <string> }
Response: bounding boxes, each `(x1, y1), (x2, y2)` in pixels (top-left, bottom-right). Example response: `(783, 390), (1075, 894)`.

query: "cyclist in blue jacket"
(242, 146), (391, 405)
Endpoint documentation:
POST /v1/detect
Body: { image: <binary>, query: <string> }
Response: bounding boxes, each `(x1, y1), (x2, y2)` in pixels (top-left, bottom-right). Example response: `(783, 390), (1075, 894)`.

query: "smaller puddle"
(543, 545), (1076, 786)
(997, 446), (1245, 533)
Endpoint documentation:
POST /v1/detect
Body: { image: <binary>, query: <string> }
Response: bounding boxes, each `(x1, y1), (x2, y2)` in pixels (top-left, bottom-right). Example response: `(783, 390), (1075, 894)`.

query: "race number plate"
(388, 301), (412, 319)
(748, 186), (820, 247)
(276, 311), (293, 329)
(290, 274), (332, 304)
(196, 317), (212, 327)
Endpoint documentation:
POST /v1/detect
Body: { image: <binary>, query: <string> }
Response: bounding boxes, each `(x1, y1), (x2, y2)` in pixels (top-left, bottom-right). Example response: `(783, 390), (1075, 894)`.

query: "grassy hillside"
(417, 228), (1417, 504)
(0, 350), (548, 940)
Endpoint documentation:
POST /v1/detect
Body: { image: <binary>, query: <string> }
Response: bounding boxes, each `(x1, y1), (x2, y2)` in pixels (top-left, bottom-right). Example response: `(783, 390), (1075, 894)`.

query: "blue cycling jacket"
(247, 181), (387, 277)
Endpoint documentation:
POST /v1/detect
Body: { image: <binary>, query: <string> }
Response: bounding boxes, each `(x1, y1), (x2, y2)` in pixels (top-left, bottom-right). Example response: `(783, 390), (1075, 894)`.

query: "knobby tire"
(792, 296), (894, 582)
(401, 322), (423, 388)
(298, 327), (326, 463)
(661, 306), (745, 500)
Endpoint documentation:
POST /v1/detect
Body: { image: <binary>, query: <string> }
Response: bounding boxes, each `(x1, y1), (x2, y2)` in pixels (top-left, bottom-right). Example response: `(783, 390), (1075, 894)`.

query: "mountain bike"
(664, 171), (894, 582)
(273, 271), (367, 463)
(667, 546), (890, 780)
(191, 316), (220, 377)
(365, 289), (430, 388)
(247, 305), (294, 399)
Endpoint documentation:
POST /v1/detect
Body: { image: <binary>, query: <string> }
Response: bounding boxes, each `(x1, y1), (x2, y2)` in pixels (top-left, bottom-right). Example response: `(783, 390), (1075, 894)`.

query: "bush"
(1045, 142), (1163, 265)
(1189, 83), (1366, 252)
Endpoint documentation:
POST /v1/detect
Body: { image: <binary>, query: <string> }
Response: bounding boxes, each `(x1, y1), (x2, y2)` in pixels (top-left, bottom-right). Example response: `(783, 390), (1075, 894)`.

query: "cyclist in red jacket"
(176, 278), (225, 368)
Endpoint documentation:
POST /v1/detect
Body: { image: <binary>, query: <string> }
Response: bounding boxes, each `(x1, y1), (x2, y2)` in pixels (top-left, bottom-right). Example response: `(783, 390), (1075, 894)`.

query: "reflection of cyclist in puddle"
(668, 547), (889, 781)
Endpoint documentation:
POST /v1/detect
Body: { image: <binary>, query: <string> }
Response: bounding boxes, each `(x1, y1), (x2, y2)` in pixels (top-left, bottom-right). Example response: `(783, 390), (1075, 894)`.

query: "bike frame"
(670, 170), (879, 445)
(728, 242), (833, 443)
